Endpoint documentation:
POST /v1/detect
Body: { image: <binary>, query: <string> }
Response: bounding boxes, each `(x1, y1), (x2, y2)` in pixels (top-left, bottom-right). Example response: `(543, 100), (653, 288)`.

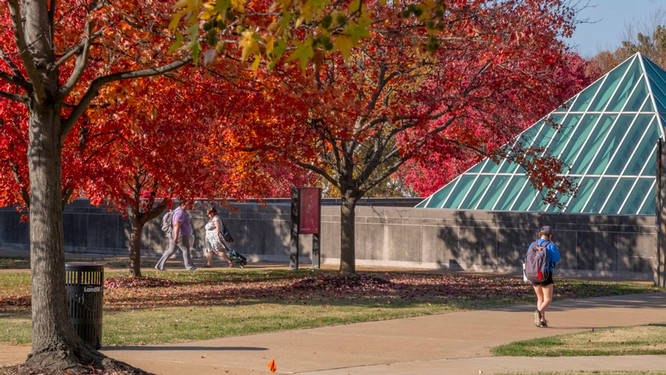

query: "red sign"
(299, 188), (320, 234)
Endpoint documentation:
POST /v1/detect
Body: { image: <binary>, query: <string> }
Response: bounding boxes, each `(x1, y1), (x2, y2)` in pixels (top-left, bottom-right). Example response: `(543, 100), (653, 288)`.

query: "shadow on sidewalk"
(102, 345), (267, 351)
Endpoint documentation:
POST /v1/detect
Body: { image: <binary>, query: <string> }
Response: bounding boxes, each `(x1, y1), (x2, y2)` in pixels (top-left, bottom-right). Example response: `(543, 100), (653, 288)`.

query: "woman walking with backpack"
(155, 201), (197, 271)
(528, 225), (560, 328)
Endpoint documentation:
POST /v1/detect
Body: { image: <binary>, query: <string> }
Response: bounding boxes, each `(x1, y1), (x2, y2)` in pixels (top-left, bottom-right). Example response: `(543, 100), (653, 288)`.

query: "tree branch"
(359, 154), (409, 196)
(60, 56), (193, 144)
(54, 28), (104, 71)
(10, 162), (30, 208)
(0, 48), (30, 90)
(0, 71), (30, 94)
(48, 0), (56, 33)
(59, 19), (94, 98)
(7, 0), (47, 104)
(295, 160), (340, 189)
(0, 89), (28, 103)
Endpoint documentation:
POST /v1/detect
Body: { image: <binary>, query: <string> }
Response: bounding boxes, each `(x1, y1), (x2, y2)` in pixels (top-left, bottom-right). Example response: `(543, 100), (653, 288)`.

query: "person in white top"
(203, 207), (233, 268)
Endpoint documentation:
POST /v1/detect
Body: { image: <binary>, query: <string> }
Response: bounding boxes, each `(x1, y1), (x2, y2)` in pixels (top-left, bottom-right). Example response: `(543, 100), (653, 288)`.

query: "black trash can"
(65, 262), (103, 349)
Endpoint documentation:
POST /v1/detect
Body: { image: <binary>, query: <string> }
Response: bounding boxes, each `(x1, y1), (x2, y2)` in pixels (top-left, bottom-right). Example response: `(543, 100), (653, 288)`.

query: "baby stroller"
(221, 241), (247, 268)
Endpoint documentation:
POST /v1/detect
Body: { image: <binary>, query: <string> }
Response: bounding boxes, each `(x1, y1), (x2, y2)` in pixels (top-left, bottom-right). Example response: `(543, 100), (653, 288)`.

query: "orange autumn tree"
(82, 69), (225, 277)
(1, 56), (277, 279)
(202, 77), (319, 197)
(81, 63), (308, 278)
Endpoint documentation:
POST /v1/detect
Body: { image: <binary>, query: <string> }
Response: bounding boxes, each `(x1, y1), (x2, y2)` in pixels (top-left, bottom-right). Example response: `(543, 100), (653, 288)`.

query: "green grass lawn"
(1, 266), (662, 347)
(493, 323), (666, 357)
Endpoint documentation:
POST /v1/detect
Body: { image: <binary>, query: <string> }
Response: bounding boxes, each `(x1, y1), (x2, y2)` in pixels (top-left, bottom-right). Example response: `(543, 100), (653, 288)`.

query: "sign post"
(290, 187), (322, 270)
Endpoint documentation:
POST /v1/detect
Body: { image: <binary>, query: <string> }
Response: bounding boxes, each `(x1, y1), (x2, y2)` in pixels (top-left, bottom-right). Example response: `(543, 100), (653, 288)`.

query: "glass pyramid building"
(417, 53), (666, 215)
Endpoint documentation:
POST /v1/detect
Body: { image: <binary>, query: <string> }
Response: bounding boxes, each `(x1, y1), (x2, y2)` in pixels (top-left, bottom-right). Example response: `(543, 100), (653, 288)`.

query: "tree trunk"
(128, 217), (144, 277)
(127, 202), (167, 277)
(339, 190), (358, 274)
(26, 107), (101, 368)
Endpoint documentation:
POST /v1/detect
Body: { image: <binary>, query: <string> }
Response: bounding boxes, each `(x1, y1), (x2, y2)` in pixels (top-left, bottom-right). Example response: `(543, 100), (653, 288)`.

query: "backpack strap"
(531, 240), (547, 251)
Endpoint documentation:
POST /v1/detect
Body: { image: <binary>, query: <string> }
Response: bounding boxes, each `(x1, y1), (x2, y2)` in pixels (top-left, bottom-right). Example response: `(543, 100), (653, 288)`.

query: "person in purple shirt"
(528, 225), (560, 328)
(154, 201), (197, 271)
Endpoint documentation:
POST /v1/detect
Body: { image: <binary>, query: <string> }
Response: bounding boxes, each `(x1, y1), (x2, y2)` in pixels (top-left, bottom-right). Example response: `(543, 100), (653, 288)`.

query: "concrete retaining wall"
(0, 200), (657, 280)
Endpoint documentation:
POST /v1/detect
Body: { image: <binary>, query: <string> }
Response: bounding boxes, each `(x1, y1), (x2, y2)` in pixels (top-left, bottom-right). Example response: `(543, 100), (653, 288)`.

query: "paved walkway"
(2, 293), (666, 374)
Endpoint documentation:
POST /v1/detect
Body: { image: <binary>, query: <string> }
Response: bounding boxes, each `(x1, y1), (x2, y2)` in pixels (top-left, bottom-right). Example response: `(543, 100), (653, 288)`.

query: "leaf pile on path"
(104, 276), (176, 289)
(0, 294), (30, 308)
(289, 273), (394, 291)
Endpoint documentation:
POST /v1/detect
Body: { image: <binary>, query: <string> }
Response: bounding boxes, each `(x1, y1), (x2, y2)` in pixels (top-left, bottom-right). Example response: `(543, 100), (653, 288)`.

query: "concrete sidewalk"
(3, 293), (666, 374)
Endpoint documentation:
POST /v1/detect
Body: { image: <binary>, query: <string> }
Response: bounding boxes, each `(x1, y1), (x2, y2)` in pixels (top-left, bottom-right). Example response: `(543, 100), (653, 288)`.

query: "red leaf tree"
(81, 63), (312, 277)
(82, 69), (226, 277)
(246, 0), (585, 274)
(399, 52), (594, 197)
(0, 0), (197, 370)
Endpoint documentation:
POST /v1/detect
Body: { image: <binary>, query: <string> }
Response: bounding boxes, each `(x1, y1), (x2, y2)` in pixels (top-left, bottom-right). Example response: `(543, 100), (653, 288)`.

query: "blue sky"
(567, 0), (665, 58)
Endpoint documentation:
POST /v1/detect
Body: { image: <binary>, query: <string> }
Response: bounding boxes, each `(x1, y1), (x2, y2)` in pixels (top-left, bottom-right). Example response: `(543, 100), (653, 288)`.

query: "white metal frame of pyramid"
(417, 53), (666, 215)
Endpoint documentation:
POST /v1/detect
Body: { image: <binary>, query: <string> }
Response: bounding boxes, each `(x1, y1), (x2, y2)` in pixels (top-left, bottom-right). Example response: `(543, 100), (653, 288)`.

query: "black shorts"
(532, 273), (554, 287)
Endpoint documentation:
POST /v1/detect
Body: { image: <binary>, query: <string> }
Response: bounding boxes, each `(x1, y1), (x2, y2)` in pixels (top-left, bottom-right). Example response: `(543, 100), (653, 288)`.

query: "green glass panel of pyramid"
(638, 182), (656, 215)
(640, 97), (654, 112)
(588, 58), (634, 112)
(418, 53), (666, 215)
(570, 79), (602, 112)
(624, 78), (650, 111)
(529, 194), (549, 212)
(618, 179), (652, 214)
(460, 175), (492, 209)
(624, 120), (658, 175)
(531, 119), (559, 147)
(556, 114), (595, 165)
(643, 58), (666, 113)
(570, 114), (616, 173)
(567, 177), (599, 212)
(547, 113), (579, 160)
(588, 114), (636, 175)
(466, 162), (484, 174)
(603, 178), (637, 213)
(605, 114), (654, 175)
(512, 184), (538, 211)
(477, 175), (510, 209)
(480, 159), (501, 173)
(498, 159), (520, 174)
(606, 58), (642, 112)
(643, 152), (658, 176)
(445, 175), (476, 208)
